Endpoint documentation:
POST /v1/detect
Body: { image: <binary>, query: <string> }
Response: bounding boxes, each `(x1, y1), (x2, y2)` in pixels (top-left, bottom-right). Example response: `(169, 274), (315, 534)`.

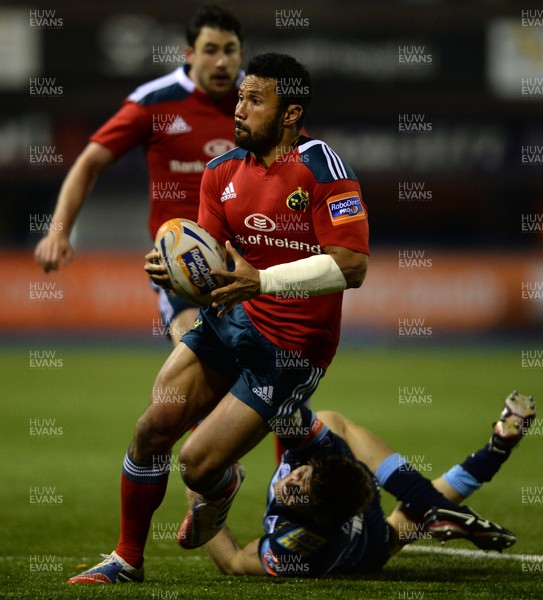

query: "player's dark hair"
(186, 4), (244, 47)
(246, 53), (312, 127)
(308, 454), (374, 524)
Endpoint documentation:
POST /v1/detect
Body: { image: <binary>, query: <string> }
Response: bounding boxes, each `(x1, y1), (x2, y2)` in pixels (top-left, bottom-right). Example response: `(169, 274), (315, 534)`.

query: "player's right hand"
(34, 233), (74, 273)
(210, 241), (260, 317)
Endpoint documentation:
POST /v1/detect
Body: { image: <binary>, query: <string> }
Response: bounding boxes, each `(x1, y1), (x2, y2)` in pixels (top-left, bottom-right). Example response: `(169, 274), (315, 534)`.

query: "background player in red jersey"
(67, 52), (369, 585)
(34, 4), (244, 345)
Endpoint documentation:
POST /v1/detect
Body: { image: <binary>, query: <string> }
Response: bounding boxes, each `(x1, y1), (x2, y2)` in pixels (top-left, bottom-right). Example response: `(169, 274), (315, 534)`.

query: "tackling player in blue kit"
(201, 392), (535, 577)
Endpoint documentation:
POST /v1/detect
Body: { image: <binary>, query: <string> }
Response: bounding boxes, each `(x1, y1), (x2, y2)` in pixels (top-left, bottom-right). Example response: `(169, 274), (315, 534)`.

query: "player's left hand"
(144, 249), (174, 292)
(211, 241), (261, 317)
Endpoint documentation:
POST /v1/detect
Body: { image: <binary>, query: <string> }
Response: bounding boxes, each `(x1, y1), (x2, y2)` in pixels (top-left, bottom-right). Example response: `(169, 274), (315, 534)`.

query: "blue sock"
(443, 465), (481, 498)
(443, 444), (509, 498)
(375, 453), (458, 515)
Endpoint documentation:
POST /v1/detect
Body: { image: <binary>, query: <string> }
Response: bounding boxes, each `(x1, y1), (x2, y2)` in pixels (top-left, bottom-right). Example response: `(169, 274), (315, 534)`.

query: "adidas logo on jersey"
(252, 386), (274, 405)
(166, 116), (192, 134)
(220, 182), (237, 202)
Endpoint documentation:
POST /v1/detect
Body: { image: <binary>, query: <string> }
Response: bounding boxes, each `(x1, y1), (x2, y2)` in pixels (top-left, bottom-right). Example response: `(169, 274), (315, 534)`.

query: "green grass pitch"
(1, 342), (542, 599)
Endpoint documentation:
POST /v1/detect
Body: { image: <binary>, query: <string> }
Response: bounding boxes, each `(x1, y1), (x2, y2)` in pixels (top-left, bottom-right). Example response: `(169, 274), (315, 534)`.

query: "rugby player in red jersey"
(67, 52), (370, 584)
(35, 4), (244, 344)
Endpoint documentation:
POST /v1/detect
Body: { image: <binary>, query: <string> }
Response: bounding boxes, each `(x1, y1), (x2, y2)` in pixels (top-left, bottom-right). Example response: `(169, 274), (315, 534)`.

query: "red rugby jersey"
(90, 66), (242, 238)
(198, 136), (369, 369)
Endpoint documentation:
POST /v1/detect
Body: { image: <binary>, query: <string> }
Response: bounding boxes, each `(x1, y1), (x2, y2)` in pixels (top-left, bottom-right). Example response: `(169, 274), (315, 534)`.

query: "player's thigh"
(316, 410), (348, 435)
(169, 307), (199, 347)
(135, 342), (230, 450)
(318, 411), (394, 473)
(180, 392), (269, 487)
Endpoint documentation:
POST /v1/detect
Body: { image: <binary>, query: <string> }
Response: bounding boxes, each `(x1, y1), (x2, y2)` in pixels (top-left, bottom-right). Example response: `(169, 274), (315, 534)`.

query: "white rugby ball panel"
(155, 219), (226, 306)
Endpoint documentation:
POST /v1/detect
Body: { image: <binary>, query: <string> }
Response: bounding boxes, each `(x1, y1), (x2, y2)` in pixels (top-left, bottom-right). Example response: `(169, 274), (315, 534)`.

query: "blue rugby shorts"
(181, 304), (323, 427)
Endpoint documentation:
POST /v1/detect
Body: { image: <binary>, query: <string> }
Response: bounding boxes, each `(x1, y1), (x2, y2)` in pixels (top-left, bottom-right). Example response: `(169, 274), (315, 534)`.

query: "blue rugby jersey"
(258, 429), (390, 577)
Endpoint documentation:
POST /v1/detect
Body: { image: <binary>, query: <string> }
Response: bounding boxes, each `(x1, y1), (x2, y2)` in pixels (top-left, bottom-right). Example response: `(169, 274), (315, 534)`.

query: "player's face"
(186, 26), (243, 100)
(274, 465), (313, 512)
(234, 75), (285, 155)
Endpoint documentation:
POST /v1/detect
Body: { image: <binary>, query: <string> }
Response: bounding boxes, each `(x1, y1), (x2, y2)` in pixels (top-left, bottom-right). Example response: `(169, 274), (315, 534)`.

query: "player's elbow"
(206, 553), (234, 575)
(324, 247), (369, 290)
(226, 561), (244, 576)
(215, 561), (235, 575)
(77, 142), (115, 178)
(213, 555), (244, 576)
(344, 253), (369, 289)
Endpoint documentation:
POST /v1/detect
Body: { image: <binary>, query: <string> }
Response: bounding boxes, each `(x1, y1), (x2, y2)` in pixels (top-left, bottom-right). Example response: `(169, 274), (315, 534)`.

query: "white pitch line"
(0, 555), (204, 563)
(403, 545), (543, 562)
(3, 548), (542, 565)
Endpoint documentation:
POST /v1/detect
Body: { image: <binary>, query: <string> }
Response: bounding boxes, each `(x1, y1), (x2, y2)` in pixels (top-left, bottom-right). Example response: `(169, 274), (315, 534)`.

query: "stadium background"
(1, 0), (542, 339)
(1, 2), (542, 599)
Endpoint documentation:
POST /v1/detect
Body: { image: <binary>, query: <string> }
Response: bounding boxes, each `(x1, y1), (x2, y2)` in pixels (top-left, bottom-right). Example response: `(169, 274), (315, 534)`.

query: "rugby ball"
(154, 218), (227, 306)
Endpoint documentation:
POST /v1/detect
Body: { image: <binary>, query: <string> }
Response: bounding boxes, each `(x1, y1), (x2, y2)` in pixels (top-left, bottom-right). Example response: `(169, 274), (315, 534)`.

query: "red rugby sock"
(115, 472), (168, 569)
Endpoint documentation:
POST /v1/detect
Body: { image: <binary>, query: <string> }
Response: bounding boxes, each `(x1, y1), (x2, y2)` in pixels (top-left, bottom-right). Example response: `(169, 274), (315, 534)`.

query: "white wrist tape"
(259, 254), (347, 296)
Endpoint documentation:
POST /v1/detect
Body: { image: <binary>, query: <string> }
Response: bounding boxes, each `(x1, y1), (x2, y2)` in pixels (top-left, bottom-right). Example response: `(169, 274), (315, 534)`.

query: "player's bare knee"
(179, 443), (221, 491)
(132, 413), (176, 459)
(178, 444), (203, 488)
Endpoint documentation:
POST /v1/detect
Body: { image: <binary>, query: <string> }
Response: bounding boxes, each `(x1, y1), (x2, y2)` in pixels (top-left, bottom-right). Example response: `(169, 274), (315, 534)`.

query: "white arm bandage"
(259, 254), (347, 296)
